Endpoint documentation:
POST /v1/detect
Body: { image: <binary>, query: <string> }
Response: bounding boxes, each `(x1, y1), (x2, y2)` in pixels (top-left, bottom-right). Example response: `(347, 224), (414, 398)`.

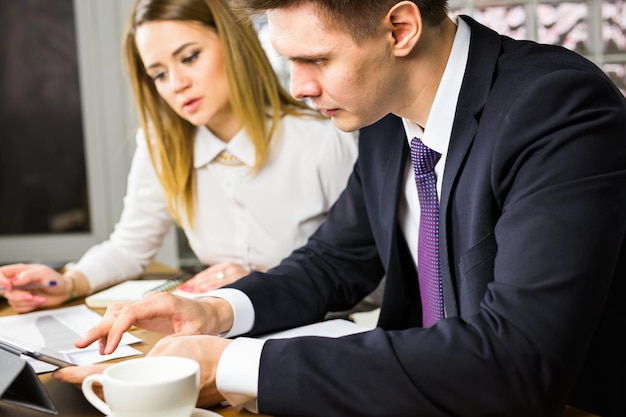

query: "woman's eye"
(150, 72), (166, 82)
(182, 51), (200, 64)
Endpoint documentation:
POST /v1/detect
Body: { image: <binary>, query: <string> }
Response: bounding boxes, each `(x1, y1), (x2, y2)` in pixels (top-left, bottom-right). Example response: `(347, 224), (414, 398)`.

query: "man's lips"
(319, 108), (339, 117)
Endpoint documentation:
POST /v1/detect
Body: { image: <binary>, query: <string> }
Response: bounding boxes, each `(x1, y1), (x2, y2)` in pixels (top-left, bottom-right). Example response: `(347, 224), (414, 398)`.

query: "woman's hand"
(0, 264), (75, 313)
(177, 262), (254, 293)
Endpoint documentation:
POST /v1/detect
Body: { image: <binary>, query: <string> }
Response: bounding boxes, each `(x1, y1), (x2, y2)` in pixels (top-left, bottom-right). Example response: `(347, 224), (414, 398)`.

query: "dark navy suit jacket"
(229, 16), (626, 417)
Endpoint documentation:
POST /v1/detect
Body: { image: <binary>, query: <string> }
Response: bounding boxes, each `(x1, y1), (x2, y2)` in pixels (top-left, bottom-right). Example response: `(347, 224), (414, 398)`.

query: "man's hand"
(74, 292), (234, 355)
(55, 334), (231, 408)
(53, 363), (110, 387)
(149, 334), (232, 407)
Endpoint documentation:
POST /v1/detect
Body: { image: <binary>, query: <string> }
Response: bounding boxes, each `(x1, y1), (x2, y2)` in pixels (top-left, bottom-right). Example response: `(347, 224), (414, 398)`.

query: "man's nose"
(289, 64), (320, 100)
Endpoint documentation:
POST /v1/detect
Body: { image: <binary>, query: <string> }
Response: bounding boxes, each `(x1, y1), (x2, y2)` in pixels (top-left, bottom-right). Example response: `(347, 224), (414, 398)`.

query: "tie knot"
(410, 137), (440, 175)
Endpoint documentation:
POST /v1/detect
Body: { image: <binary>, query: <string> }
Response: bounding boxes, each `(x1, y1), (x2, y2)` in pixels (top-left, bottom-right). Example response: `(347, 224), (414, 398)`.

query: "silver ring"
(216, 271), (225, 280)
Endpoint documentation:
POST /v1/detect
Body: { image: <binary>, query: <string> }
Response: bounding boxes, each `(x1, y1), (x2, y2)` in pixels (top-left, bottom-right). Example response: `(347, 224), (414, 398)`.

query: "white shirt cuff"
(216, 337), (266, 407)
(198, 288), (255, 337)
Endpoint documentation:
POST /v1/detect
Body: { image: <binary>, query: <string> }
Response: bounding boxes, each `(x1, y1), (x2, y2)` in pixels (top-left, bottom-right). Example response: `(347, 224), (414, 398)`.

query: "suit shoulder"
(360, 114), (404, 138)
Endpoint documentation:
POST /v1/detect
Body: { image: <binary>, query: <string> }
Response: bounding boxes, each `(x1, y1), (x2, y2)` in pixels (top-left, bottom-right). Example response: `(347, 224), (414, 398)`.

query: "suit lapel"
(379, 125), (408, 241)
(374, 121), (431, 326)
(439, 16), (502, 317)
(377, 119), (424, 304)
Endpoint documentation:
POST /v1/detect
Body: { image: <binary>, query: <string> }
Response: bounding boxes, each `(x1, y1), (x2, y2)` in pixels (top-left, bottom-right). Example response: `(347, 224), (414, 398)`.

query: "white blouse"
(71, 114), (358, 292)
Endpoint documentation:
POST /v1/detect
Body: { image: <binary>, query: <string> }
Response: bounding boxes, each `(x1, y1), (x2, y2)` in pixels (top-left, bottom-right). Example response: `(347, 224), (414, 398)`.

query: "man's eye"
(291, 57), (325, 66)
(182, 51), (200, 64)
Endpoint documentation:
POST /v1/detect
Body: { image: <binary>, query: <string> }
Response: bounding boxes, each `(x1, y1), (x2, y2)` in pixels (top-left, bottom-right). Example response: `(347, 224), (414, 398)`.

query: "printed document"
(0, 304), (142, 373)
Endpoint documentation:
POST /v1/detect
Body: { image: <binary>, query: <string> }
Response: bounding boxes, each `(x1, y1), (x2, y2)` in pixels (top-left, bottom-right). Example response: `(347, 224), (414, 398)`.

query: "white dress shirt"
(69, 114), (358, 292)
(213, 17), (471, 411)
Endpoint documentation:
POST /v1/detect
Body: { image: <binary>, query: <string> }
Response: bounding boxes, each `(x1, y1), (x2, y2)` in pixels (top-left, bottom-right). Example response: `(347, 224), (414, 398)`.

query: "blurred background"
(0, 0), (624, 269)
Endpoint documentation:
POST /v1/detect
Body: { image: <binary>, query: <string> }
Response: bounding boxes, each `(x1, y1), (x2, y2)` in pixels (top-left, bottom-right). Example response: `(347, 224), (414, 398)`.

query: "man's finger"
(53, 363), (110, 384)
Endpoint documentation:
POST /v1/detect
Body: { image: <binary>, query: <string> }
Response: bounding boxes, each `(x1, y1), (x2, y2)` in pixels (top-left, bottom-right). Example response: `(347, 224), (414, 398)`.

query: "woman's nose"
(170, 69), (191, 93)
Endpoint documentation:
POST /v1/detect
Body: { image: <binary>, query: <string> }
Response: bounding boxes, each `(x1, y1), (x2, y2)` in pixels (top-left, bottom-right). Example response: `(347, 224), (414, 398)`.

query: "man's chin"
(327, 113), (362, 133)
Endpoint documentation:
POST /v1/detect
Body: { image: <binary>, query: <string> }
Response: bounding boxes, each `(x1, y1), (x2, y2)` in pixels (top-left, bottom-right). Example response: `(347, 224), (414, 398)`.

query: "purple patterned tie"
(410, 137), (444, 327)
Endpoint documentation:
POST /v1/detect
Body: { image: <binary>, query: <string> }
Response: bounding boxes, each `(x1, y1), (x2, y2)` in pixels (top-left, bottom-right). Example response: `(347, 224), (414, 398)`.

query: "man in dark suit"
(57, 1), (626, 416)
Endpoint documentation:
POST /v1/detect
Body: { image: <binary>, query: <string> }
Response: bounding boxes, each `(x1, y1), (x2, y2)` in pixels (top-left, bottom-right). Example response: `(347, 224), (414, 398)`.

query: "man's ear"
(387, 1), (421, 57)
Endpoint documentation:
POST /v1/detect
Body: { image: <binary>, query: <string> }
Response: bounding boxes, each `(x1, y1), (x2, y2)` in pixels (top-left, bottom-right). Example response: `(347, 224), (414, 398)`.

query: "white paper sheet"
(259, 319), (371, 340)
(0, 304), (142, 373)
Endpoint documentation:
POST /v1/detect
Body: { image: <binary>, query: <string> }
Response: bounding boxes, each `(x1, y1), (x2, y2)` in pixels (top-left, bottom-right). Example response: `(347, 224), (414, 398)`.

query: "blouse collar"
(193, 125), (257, 168)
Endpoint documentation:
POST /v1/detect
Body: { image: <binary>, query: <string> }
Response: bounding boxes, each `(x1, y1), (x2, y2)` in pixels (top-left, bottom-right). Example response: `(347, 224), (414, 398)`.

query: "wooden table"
(0, 265), (599, 417)
(0, 264), (264, 417)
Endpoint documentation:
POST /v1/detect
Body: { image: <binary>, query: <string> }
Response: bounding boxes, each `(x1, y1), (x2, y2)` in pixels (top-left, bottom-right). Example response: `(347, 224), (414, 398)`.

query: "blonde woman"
(0, 0), (357, 312)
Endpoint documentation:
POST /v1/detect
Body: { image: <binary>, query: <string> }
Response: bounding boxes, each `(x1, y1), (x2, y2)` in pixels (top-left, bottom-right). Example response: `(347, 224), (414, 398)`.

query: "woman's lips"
(182, 97), (202, 113)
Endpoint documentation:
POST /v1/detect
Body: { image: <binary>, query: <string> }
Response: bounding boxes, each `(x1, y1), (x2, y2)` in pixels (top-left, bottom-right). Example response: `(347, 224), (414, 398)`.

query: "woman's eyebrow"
(145, 41), (199, 70)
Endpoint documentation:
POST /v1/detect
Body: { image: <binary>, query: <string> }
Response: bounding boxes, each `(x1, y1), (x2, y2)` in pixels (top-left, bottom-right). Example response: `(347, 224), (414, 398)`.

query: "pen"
(0, 281), (57, 294)
(0, 336), (75, 368)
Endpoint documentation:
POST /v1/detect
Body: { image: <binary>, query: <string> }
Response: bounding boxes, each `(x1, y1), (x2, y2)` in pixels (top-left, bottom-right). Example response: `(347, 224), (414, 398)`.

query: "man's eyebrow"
(285, 53), (325, 63)
(145, 42), (199, 70)
(290, 56), (315, 63)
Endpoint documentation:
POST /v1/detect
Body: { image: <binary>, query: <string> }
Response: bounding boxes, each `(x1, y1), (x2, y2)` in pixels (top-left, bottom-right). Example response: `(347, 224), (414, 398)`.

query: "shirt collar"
(403, 17), (470, 157)
(193, 125), (257, 168)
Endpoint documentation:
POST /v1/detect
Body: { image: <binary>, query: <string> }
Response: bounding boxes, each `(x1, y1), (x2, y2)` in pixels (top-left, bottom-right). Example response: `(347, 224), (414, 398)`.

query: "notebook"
(85, 274), (191, 308)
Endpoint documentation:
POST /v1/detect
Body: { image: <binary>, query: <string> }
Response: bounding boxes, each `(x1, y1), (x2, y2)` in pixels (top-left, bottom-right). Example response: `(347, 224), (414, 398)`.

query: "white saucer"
(108, 409), (220, 417)
(192, 409), (221, 417)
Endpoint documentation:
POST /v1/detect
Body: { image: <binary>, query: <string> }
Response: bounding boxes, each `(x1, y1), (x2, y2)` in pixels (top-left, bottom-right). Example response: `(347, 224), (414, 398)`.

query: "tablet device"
(0, 348), (58, 414)
(0, 335), (75, 368)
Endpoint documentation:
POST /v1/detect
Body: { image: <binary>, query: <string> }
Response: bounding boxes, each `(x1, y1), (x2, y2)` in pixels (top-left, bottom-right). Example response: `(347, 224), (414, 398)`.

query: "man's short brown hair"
(231, 0), (449, 42)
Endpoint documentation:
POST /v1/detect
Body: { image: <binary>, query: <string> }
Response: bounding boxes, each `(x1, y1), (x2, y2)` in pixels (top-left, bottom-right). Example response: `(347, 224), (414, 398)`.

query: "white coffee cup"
(82, 356), (200, 417)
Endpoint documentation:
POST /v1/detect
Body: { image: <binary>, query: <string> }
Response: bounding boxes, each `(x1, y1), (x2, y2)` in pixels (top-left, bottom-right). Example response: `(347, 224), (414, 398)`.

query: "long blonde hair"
(124, 0), (319, 226)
